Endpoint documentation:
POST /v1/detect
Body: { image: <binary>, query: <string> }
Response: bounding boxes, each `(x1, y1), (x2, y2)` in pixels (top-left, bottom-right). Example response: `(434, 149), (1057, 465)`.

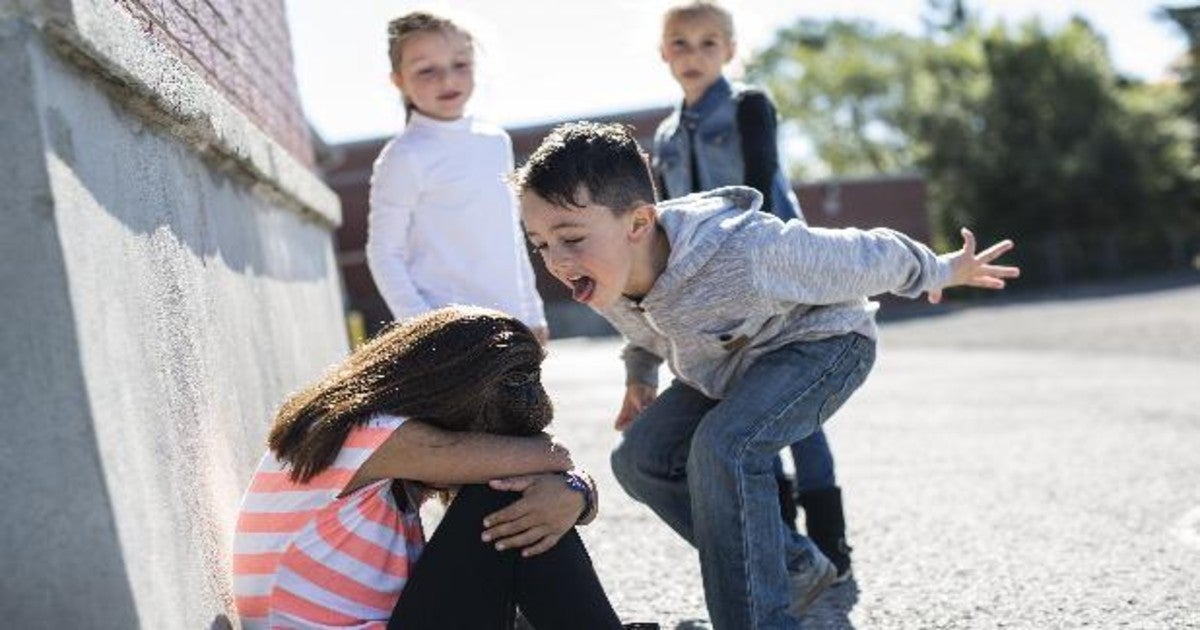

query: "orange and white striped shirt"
(232, 415), (425, 629)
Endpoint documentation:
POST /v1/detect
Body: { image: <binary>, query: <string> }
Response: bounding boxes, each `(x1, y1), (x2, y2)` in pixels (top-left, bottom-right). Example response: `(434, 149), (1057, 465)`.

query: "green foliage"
(750, 8), (1200, 280)
(1165, 7), (1200, 140)
(748, 20), (923, 178)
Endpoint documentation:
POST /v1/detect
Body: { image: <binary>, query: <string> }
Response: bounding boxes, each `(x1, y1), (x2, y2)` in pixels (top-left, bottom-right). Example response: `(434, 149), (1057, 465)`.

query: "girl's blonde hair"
(663, 1), (735, 41)
(386, 11), (474, 73)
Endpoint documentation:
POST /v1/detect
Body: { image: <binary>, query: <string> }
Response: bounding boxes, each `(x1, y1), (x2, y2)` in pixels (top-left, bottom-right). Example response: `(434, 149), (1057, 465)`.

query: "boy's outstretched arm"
(927, 228), (1020, 304)
(749, 219), (1015, 305)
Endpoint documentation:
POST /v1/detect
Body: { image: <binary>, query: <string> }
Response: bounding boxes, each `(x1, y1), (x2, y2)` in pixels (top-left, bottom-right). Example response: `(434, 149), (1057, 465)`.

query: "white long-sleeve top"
(366, 112), (546, 328)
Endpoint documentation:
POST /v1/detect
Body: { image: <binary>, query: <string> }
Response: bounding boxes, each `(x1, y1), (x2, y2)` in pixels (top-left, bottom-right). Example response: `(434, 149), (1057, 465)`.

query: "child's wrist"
(561, 470), (596, 524)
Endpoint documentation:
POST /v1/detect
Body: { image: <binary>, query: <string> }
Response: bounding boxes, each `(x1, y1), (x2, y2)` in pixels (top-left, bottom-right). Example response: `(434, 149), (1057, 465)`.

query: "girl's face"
(660, 13), (735, 104)
(392, 30), (475, 121)
(484, 366), (553, 436)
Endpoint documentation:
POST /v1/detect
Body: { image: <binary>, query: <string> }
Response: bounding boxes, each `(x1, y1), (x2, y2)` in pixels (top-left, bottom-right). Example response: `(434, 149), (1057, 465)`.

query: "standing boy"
(652, 0), (852, 576)
(514, 122), (1019, 629)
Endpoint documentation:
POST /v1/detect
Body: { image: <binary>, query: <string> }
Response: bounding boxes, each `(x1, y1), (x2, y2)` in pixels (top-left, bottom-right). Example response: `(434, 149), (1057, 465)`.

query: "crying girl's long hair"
(268, 306), (552, 482)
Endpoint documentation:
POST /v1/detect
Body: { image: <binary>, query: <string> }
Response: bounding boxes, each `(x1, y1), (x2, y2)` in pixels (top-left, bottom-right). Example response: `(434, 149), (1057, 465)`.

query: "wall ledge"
(8, 0), (341, 227)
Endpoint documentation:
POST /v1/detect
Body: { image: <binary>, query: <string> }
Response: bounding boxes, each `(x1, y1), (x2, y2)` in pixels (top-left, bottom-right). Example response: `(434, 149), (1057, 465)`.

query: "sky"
(285, 1), (1193, 145)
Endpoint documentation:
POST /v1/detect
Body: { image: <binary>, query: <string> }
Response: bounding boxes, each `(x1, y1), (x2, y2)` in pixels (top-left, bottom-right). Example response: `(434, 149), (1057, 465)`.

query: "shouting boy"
(514, 122), (1018, 629)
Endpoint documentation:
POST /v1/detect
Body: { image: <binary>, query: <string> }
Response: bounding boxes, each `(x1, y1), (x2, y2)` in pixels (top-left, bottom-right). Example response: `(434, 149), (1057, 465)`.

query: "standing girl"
(367, 12), (548, 344)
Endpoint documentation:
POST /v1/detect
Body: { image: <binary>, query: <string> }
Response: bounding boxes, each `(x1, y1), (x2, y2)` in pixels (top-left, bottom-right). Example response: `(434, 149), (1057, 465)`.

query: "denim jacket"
(652, 77), (801, 221)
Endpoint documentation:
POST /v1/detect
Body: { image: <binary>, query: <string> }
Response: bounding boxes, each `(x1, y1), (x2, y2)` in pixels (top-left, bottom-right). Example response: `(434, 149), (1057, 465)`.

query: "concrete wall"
(0, 1), (345, 627)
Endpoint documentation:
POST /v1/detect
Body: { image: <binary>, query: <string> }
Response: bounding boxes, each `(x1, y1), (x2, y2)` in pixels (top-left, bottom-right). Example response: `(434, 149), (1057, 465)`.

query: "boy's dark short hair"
(512, 122), (658, 213)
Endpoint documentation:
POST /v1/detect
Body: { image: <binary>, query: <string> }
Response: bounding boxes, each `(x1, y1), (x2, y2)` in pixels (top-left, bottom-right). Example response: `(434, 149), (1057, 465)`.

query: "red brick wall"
(508, 107), (671, 164)
(798, 176), (930, 241)
(113, 0), (314, 167)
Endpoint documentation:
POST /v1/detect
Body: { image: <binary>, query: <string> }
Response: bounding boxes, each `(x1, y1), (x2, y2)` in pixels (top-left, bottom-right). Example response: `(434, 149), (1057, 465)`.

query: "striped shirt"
(232, 415), (425, 629)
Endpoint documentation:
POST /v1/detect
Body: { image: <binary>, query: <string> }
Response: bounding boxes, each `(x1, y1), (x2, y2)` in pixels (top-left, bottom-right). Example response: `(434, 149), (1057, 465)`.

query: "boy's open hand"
(929, 228), (1021, 304)
(482, 473), (584, 557)
(615, 383), (657, 431)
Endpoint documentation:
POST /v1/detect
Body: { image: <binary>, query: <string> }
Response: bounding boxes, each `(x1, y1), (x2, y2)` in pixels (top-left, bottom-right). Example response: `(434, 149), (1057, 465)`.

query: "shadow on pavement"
(661, 578), (861, 630)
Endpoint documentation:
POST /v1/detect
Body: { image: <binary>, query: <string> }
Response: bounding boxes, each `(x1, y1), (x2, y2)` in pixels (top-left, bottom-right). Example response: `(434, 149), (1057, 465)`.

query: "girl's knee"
(447, 484), (519, 520)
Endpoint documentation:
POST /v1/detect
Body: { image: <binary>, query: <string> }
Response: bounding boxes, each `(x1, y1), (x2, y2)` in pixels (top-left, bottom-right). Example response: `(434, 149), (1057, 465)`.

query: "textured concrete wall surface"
(0, 2), (345, 628)
(109, 0), (314, 166)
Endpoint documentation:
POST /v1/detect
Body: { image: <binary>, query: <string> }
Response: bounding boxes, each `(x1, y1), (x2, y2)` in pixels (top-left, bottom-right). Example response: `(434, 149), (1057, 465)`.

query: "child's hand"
(482, 473), (584, 557)
(532, 326), (550, 347)
(929, 228), (1021, 304)
(615, 383), (657, 431)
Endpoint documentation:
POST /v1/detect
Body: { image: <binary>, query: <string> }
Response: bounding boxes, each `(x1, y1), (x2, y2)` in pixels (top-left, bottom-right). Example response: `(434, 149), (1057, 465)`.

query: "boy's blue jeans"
(611, 333), (875, 630)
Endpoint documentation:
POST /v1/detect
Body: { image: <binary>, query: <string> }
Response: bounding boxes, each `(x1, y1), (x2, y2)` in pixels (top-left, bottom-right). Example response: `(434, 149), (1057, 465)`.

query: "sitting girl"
(232, 306), (623, 628)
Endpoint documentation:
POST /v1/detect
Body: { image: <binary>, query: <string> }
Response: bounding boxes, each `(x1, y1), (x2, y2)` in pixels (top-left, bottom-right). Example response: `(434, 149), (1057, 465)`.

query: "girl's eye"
(564, 237), (584, 245)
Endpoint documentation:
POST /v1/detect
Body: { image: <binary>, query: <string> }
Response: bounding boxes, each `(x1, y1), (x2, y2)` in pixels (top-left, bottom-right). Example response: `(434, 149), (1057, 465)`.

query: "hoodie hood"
(648, 186), (764, 300)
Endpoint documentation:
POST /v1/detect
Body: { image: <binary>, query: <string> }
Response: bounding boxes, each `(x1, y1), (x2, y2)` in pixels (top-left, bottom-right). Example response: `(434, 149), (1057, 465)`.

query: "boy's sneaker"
(787, 551), (839, 616)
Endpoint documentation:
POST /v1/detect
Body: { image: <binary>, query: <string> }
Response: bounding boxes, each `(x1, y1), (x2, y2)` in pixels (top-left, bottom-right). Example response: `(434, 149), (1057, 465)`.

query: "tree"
(751, 12), (1200, 280)
(747, 20), (925, 179)
(925, 18), (1199, 277)
(922, 0), (969, 35)
(1165, 7), (1200, 143)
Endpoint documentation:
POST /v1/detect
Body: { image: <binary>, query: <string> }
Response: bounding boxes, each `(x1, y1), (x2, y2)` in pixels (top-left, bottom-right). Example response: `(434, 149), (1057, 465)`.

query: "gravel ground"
(538, 276), (1200, 629)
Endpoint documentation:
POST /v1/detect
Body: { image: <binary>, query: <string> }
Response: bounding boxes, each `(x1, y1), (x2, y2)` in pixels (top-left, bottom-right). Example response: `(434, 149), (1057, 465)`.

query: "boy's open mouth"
(567, 275), (595, 303)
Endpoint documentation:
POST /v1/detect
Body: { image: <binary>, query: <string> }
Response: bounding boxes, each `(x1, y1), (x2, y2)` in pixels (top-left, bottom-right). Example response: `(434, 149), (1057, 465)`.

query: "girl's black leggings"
(388, 484), (623, 630)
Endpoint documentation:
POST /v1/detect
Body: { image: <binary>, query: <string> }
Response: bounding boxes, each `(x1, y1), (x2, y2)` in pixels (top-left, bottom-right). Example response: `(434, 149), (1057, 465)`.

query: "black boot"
(799, 486), (852, 581)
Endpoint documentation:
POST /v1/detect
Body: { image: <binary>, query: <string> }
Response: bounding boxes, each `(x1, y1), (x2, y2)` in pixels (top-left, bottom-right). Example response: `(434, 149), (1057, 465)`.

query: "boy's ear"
(725, 39), (737, 63)
(390, 71), (405, 92)
(628, 204), (657, 240)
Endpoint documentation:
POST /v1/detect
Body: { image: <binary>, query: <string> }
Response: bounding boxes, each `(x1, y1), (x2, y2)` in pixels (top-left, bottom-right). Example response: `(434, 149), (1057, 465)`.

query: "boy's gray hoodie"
(599, 186), (953, 400)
